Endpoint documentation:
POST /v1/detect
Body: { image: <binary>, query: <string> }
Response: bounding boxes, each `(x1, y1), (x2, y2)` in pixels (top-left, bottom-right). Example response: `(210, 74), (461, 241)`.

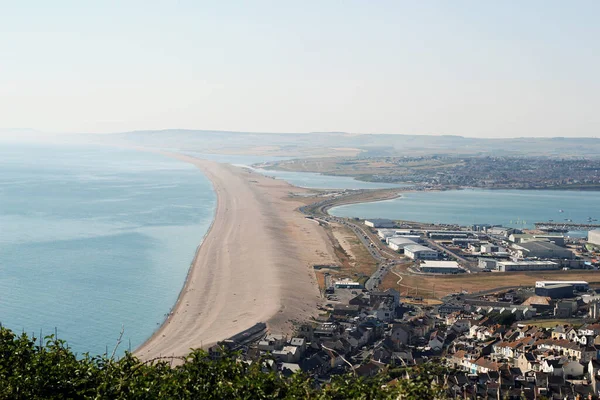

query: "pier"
(535, 221), (600, 230)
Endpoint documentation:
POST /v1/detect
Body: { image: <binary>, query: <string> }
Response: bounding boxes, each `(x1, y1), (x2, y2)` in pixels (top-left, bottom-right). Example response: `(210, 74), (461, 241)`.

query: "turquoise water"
(331, 188), (600, 234)
(0, 144), (216, 356)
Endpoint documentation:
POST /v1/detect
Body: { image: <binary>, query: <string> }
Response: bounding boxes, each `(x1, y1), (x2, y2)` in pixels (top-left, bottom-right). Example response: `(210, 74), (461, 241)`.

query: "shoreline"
(135, 153), (336, 360)
(133, 156), (220, 355)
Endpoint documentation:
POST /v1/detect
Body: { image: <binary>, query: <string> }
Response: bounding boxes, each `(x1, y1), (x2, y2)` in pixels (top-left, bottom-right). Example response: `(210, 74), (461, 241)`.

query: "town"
(263, 156), (600, 190)
(210, 209), (600, 399)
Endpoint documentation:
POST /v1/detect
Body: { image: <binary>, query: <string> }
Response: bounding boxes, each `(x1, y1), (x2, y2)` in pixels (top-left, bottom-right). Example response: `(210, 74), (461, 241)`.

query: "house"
(542, 359), (563, 376)
(473, 357), (500, 374)
(355, 361), (382, 377)
(562, 360), (584, 378)
(516, 353), (540, 372)
(390, 323), (410, 347)
(272, 346), (300, 363)
(450, 319), (473, 333)
(428, 331), (444, 351)
(579, 323), (600, 337)
(290, 337), (306, 353)
(258, 334), (286, 352)
(332, 304), (360, 318)
(551, 325), (569, 340)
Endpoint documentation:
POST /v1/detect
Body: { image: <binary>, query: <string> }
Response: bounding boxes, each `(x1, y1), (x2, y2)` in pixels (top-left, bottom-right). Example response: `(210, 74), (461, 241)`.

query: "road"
(423, 238), (479, 272)
(300, 191), (408, 291)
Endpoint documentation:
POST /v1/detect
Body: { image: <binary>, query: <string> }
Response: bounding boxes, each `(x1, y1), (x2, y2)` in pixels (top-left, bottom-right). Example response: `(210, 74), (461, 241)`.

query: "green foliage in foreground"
(0, 327), (450, 399)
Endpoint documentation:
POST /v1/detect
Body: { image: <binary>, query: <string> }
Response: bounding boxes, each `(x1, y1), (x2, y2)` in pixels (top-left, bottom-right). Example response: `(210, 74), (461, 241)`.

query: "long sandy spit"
(135, 154), (335, 360)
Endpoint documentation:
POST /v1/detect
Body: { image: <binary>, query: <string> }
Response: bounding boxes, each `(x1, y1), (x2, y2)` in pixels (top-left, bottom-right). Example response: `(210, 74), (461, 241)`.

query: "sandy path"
(135, 154), (335, 360)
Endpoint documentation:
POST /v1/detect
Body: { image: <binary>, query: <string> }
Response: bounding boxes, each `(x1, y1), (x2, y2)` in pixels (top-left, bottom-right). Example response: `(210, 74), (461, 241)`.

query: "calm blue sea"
(330, 188), (600, 236)
(0, 144), (216, 356)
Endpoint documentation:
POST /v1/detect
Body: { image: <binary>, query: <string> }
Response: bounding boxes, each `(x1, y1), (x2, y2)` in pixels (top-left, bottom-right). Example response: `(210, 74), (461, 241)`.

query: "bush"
(0, 327), (450, 399)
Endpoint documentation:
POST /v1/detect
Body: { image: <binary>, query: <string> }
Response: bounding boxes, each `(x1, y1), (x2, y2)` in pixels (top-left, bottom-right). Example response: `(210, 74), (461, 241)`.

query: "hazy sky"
(1, 1), (599, 138)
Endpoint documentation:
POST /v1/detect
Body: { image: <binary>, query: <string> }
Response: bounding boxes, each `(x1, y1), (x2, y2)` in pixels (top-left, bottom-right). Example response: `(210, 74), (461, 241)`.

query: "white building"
(420, 260), (462, 274)
(388, 237), (417, 252)
(404, 244), (438, 260)
(497, 260), (559, 272)
(334, 279), (362, 289)
(364, 219), (395, 228)
(589, 229), (600, 246)
(377, 229), (397, 239)
(387, 235), (421, 244)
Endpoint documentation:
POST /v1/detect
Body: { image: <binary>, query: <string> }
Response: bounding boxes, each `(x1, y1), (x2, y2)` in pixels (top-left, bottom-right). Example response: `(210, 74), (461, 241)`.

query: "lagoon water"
(331, 188), (600, 235)
(253, 169), (409, 190)
(0, 144), (215, 355)
(182, 151), (409, 190)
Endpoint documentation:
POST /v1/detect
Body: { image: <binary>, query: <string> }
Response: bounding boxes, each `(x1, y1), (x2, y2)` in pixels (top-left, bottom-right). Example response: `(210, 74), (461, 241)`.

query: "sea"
(330, 188), (600, 237)
(0, 143), (216, 356)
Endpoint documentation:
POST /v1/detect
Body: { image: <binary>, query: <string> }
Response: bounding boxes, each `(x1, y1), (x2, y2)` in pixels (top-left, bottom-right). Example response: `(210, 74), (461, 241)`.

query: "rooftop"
(421, 260), (460, 269)
(404, 244), (436, 253)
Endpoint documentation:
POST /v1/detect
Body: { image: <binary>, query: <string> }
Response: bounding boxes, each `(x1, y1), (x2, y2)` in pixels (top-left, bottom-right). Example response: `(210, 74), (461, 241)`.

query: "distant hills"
(107, 129), (600, 158)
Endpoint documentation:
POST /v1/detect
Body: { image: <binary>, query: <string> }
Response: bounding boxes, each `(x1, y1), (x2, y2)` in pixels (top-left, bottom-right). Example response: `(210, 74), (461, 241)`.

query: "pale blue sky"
(1, 1), (598, 137)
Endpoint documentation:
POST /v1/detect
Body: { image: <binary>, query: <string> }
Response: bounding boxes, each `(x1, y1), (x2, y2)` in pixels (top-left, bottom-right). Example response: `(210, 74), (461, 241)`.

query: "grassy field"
(328, 223), (378, 280)
(518, 319), (585, 329)
(381, 266), (600, 299)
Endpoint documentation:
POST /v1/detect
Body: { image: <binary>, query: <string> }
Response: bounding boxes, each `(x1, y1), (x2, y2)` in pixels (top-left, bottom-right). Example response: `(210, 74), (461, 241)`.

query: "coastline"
(135, 154), (336, 360)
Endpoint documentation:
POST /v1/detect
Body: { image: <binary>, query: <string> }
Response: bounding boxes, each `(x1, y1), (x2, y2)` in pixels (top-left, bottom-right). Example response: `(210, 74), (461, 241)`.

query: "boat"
(559, 209), (564, 213)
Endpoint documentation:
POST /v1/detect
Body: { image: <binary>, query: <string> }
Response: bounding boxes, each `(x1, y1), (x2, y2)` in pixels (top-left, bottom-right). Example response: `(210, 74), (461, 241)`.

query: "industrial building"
(429, 233), (468, 240)
(364, 219), (395, 228)
(535, 281), (589, 291)
(478, 258), (498, 270)
(378, 229), (420, 240)
(480, 243), (500, 253)
(513, 241), (574, 259)
(496, 260), (559, 272)
(404, 244), (438, 260)
(509, 233), (565, 246)
(452, 238), (480, 247)
(486, 227), (517, 237)
(420, 260), (462, 274)
(534, 284), (574, 299)
(387, 237), (417, 252)
(386, 235), (421, 244)
(377, 229), (397, 240)
(426, 230), (474, 238)
(589, 229), (600, 246)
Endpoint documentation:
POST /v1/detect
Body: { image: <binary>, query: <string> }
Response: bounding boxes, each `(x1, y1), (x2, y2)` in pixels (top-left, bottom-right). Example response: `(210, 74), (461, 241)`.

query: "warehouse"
(386, 235), (421, 244)
(404, 244), (438, 260)
(534, 284), (574, 299)
(513, 241), (574, 259)
(497, 260), (559, 272)
(589, 230), (600, 246)
(387, 237), (417, 252)
(420, 260), (462, 274)
(429, 233), (468, 240)
(377, 229), (397, 240)
(509, 233), (565, 246)
(364, 219), (395, 228)
(535, 281), (589, 291)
